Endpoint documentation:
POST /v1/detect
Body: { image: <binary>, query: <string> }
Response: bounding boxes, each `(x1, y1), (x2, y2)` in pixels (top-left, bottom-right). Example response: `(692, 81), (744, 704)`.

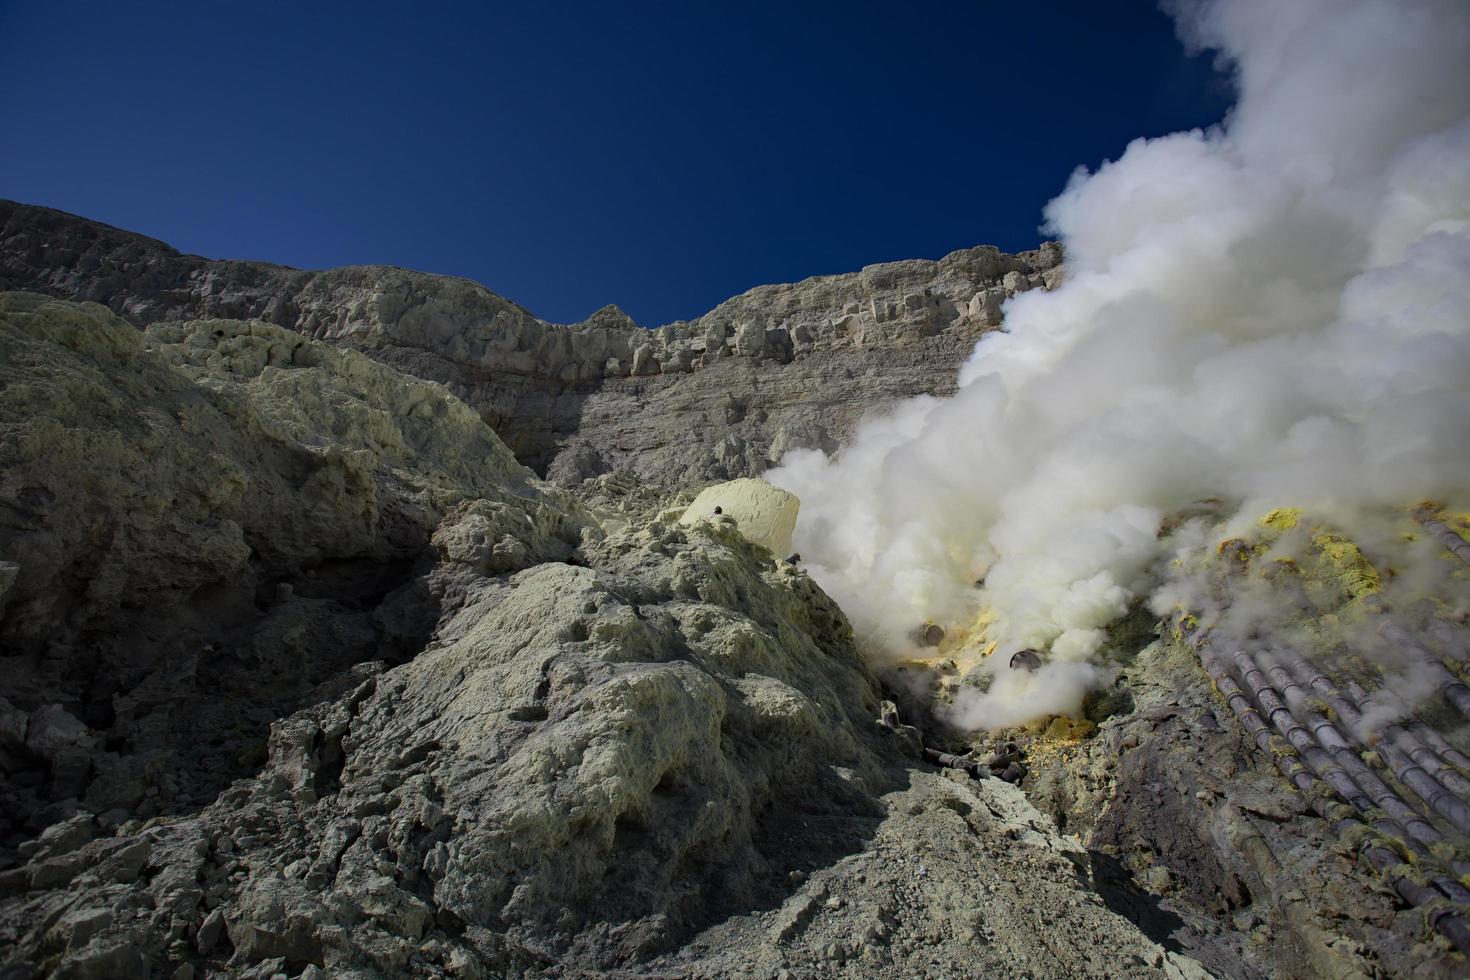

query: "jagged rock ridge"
(0, 200), (1063, 483)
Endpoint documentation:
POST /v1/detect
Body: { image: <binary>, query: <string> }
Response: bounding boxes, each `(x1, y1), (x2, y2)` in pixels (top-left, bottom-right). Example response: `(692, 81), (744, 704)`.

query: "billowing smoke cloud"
(769, 0), (1470, 729)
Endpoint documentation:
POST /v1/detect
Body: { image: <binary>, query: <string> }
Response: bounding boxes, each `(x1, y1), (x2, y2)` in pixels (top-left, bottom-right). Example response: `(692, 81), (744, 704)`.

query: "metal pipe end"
(915, 623), (944, 647)
(1010, 649), (1043, 673)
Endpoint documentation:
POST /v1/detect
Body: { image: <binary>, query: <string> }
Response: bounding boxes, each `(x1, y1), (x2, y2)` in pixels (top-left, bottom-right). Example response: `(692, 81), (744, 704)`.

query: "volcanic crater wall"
(4, 204), (1470, 978)
(0, 291), (1219, 980)
(0, 200), (1062, 484)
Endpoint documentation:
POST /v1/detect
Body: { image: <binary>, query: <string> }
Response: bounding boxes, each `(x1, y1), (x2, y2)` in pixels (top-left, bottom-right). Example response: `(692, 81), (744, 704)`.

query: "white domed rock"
(679, 478), (799, 556)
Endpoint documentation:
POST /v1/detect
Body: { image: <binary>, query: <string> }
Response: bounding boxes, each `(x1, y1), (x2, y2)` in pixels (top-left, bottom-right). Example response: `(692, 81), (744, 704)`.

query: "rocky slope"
(0, 292), (571, 831)
(0, 200), (1063, 485)
(0, 295), (1208, 979)
(929, 506), (1470, 980)
(4, 206), (1469, 979)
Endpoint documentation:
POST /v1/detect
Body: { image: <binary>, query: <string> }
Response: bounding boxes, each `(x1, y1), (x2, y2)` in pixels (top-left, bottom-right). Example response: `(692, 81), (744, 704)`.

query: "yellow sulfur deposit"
(1311, 529), (1380, 599)
(930, 606), (997, 672)
(1259, 507), (1303, 531)
(1254, 507), (1381, 600)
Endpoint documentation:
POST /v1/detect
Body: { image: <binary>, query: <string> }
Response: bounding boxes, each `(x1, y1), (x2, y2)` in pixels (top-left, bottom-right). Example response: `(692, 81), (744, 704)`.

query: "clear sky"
(0, 1), (1231, 326)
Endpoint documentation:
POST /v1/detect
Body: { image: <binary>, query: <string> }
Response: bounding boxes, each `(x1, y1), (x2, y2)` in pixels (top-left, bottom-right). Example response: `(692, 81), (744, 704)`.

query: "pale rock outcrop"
(1002, 269), (1033, 295)
(732, 318), (767, 357)
(968, 285), (1006, 324)
(630, 343), (657, 376)
(431, 496), (585, 575)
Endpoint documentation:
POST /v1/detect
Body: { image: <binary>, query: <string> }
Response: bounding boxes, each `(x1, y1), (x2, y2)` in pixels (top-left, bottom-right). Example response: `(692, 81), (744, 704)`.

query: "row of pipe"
(1375, 615), (1470, 721)
(1188, 623), (1470, 954)
(1250, 648), (1463, 858)
(1190, 507), (1470, 952)
(1233, 646), (1470, 889)
(1342, 677), (1470, 781)
(1266, 648), (1470, 843)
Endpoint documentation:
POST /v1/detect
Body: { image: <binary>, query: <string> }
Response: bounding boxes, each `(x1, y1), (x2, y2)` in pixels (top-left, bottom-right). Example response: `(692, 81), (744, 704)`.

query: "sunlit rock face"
(0, 199), (1061, 483)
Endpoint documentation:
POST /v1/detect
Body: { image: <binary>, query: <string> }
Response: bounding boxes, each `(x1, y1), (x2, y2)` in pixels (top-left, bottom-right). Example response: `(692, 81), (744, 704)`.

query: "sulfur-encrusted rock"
(430, 496), (588, 575)
(0, 295), (536, 656)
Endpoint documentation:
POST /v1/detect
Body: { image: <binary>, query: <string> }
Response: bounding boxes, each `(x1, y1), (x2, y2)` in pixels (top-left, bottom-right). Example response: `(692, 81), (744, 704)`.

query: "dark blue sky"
(0, 2), (1231, 325)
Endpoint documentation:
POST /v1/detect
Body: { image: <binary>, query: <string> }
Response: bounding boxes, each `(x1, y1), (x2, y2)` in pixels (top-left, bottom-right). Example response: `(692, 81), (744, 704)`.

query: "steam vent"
(4, 0), (1470, 977)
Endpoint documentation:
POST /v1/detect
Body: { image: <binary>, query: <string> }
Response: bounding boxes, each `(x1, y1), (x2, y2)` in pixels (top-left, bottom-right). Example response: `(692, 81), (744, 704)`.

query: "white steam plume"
(768, 0), (1470, 729)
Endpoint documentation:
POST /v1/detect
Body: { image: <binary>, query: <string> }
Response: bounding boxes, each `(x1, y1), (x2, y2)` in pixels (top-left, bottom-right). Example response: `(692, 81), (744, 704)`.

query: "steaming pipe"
(1271, 650), (1470, 876)
(1278, 648), (1470, 778)
(1264, 655), (1470, 887)
(1274, 649), (1470, 801)
(1418, 515), (1470, 569)
(1223, 650), (1386, 838)
(1189, 624), (1470, 928)
(1377, 737), (1470, 837)
(1201, 647), (1470, 946)
(1230, 650), (1373, 811)
(914, 623), (944, 647)
(1375, 617), (1470, 721)
(1275, 554), (1470, 720)
(1343, 679), (1470, 794)
(1352, 678), (1470, 776)
(1408, 721), (1470, 778)
(1253, 650), (1451, 856)
(1009, 649), (1043, 673)
(1192, 635), (1470, 951)
(1338, 683), (1470, 837)
(1239, 648), (1470, 900)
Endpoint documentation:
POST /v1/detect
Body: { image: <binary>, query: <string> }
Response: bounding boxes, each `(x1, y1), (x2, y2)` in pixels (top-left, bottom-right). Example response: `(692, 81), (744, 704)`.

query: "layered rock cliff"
(0, 200), (1063, 484)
